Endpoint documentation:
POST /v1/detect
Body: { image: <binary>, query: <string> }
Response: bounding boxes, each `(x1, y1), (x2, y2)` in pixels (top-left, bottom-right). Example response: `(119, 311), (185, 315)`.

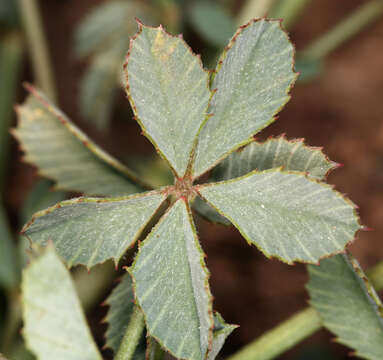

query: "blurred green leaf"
(307, 254), (383, 359)
(295, 58), (323, 83)
(22, 246), (102, 359)
(104, 273), (136, 354)
(187, 2), (235, 47)
(74, 0), (156, 129)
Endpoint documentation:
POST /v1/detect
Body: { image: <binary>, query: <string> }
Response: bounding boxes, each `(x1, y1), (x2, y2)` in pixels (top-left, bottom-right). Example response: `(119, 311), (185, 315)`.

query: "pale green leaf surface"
(131, 200), (213, 360)
(214, 136), (337, 181)
(13, 86), (144, 196)
(104, 273), (136, 353)
(199, 169), (360, 263)
(193, 19), (297, 178)
(188, 2), (235, 47)
(208, 313), (238, 360)
(194, 136), (337, 225)
(307, 254), (383, 359)
(22, 246), (102, 360)
(22, 192), (166, 268)
(125, 24), (211, 177)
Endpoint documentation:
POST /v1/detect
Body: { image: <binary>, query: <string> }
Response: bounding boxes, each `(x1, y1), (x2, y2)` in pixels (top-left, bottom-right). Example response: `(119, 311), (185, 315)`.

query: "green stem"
(0, 32), (23, 192)
(236, 0), (277, 26)
(227, 260), (383, 360)
(17, 0), (57, 101)
(299, 0), (383, 61)
(115, 305), (145, 360)
(269, 0), (311, 29)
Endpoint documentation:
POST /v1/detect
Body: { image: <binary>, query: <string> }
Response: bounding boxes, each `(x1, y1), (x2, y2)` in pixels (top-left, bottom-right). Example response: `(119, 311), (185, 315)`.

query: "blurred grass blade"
(0, 202), (18, 289)
(236, 0), (276, 26)
(22, 246), (102, 360)
(187, 2), (235, 47)
(269, 0), (312, 29)
(13, 85), (148, 196)
(0, 32), (23, 191)
(307, 254), (383, 359)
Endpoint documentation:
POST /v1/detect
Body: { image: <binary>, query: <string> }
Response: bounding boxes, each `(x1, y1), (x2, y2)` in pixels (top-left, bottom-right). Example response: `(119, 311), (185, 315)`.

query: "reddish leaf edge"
(196, 167), (363, 266)
(128, 198), (215, 360)
(124, 19), (212, 180)
(12, 83), (151, 194)
(191, 17), (299, 180)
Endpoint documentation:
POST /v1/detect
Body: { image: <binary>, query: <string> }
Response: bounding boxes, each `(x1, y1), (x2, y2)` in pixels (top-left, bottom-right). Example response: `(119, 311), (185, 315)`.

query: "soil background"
(6, 0), (383, 359)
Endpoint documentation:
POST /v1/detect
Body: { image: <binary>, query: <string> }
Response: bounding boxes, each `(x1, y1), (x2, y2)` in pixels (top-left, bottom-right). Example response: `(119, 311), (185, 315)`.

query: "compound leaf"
(193, 19), (297, 178)
(21, 191), (166, 268)
(125, 23), (211, 177)
(13, 85), (145, 196)
(208, 312), (237, 360)
(199, 169), (360, 263)
(194, 136), (337, 225)
(22, 246), (102, 360)
(214, 136), (338, 182)
(307, 254), (383, 359)
(131, 200), (213, 360)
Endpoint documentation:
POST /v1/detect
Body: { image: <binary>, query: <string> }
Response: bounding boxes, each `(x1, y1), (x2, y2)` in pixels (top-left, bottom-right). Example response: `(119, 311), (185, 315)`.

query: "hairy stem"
(236, 0), (277, 26)
(227, 259), (383, 360)
(299, 0), (383, 61)
(115, 305), (145, 360)
(17, 0), (57, 101)
(269, 0), (312, 29)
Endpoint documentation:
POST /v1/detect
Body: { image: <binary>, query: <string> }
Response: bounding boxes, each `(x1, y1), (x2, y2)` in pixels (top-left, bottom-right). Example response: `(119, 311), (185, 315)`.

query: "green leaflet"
(193, 19), (297, 178)
(13, 85), (145, 196)
(208, 313), (238, 360)
(21, 191), (166, 268)
(104, 273), (136, 353)
(131, 200), (213, 360)
(194, 136), (337, 225)
(213, 136), (338, 181)
(22, 246), (102, 360)
(74, 1), (155, 128)
(199, 169), (360, 264)
(307, 254), (383, 359)
(187, 2), (236, 47)
(125, 23), (211, 177)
